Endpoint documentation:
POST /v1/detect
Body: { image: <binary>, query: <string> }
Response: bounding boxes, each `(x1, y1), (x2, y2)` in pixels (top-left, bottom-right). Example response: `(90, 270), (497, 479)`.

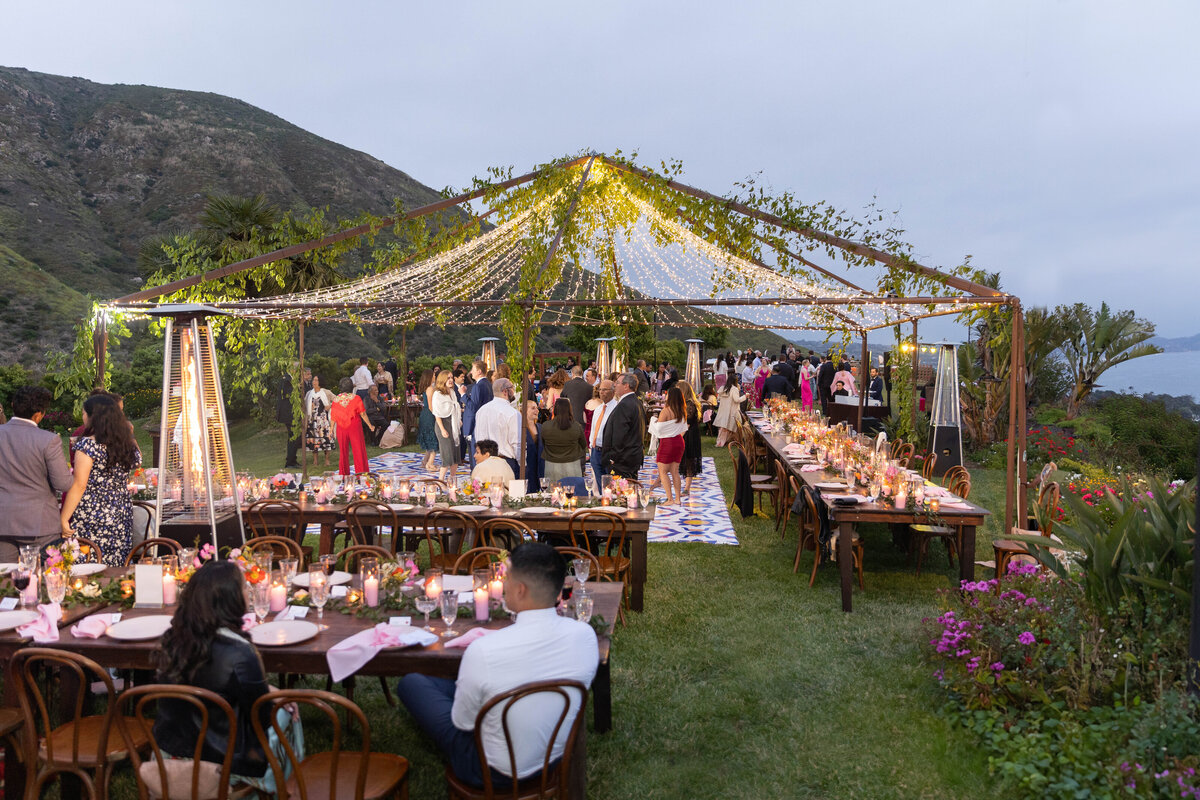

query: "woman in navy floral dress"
(60, 395), (142, 566)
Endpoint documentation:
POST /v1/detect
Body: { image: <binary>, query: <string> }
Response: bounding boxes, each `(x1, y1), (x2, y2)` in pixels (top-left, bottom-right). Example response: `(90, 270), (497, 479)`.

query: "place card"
(0, 597), (17, 610)
(331, 585), (348, 599)
(278, 605), (309, 620)
(390, 616), (412, 627)
(134, 563), (164, 608)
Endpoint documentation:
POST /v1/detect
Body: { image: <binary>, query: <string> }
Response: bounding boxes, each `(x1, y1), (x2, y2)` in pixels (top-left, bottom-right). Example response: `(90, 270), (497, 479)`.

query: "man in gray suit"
(0, 386), (73, 561)
(560, 366), (594, 421)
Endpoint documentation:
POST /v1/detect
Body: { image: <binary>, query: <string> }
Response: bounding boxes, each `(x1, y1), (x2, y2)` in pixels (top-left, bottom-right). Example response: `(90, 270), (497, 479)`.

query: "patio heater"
(478, 337), (499, 373)
(684, 339), (705, 393)
(927, 341), (963, 477)
(149, 304), (244, 550)
(595, 337), (616, 376)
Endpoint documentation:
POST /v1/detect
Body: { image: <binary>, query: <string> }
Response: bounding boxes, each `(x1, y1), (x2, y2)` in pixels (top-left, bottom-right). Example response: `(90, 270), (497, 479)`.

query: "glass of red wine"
(13, 568), (32, 608)
(320, 554), (337, 577)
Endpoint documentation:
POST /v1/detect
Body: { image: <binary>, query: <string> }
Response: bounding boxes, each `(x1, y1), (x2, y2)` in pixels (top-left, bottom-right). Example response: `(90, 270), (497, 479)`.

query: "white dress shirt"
(473, 397), (521, 460)
(452, 607), (598, 779)
(352, 365), (373, 391)
(471, 456), (516, 486)
(588, 398), (618, 449)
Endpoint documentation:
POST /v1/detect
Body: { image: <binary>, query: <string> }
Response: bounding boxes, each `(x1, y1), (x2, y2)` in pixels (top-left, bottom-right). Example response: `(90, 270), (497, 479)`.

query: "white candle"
(426, 577), (442, 599)
(364, 576), (379, 607)
(489, 577), (503, 601)
(895, 488), (907, 510)
(269, 582), (287, 612)
(474, 587), (490, 621)
(626, 491), (638, 509)
(162, 573), (177, 605)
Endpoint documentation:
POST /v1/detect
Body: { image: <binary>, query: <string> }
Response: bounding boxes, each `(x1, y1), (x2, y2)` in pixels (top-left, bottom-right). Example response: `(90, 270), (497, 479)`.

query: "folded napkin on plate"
(444, 626), (496, 649)
(71, 612), (121, 639)
(327, 623), (438, 682)
(241, 612), (258, 631)
(18, 602), (62, 642)
(800, 465), (823, 472)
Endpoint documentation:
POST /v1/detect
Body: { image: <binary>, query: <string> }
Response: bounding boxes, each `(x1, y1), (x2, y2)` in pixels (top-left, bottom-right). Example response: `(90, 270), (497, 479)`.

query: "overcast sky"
(4, 1), (1198, 338)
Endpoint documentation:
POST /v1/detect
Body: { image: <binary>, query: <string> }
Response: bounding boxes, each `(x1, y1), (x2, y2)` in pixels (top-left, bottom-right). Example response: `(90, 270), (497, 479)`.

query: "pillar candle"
(425, 488), (436, 507)
(489, 577), (503, 601)
(162, 573), (177, 605)
(268, 582), (287, 612)
(426, 576), (442, 599)
(364, 576), (379, 607)
(895, 488), (907, 510)
(474, 587), (490, 621)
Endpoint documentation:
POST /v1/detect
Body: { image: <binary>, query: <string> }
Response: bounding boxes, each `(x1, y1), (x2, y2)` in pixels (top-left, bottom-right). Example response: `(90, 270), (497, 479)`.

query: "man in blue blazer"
(461, 360), (493, 469)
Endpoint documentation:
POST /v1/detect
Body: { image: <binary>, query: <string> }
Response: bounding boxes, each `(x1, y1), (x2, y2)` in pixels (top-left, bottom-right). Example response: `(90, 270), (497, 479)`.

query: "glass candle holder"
(360, 557), (380, 607)
(425, 566), (443, 599)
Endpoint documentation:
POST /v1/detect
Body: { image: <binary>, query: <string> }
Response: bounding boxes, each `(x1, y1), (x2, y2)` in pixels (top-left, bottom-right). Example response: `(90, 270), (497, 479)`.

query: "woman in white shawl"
(304, 375), (336, 467)
(430, 370), (462, 484)
(713, 370), (745, 447)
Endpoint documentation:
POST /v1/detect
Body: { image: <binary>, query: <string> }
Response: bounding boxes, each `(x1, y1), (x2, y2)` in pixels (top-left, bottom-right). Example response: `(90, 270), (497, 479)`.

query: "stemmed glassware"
(415, 594), (437, 631)
(439, 589), (459, 637)
(319, 554), (337, 578)
(13, 567), (33, 608)
(308, 568), (329, 626)
(279, 557), (299, 589)
(250, 580), (270, 626)
(584, 474), (597, 499)
(45, 570), (67, 605)
(868, 480), (882, 505)
(572, 557), (591, 586)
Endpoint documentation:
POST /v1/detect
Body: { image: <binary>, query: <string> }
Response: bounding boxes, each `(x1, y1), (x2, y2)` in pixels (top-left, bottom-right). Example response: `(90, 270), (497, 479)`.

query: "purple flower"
(1018, 631), (1036, 646)
(990, 662), (1004, 672)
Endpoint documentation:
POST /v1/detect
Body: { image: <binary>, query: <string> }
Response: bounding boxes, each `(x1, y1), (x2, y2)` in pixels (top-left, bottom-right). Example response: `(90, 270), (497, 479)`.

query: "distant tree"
(695, 325), (729, 350)
(198, 193), (279, 263)
(1056, 302), (1162, 419)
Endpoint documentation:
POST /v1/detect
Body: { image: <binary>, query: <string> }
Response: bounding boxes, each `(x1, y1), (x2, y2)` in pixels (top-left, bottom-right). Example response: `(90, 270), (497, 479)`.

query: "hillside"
(0, 244), (92, 360)
(0, 65), (450, 358)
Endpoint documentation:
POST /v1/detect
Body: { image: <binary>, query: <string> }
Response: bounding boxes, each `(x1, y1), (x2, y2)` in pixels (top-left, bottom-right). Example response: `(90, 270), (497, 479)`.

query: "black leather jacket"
(153, 630), (273, 777)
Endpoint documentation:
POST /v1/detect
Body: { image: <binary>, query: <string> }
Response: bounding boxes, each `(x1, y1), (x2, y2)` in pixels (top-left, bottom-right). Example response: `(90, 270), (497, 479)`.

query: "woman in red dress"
(330, 377), (375, 475)
(648, 387), (688, 506)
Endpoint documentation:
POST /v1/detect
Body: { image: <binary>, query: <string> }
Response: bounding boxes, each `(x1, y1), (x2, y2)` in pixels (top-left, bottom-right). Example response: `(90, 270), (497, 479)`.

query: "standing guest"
(817, 353), (837, 412)
(155, 560), (304, 794)
(541, 368), (566, 412)
(522, 400), (544, 494)
(678, 382), (704, 496)
(740, 357), (755, 388)
(473, 378), (521, 477)
(601, 373), (645, 481)
(431, 371), (462, 485)
(0, 400), (6, 424)
(331, 377), (374, 476)
(648, 387), (688, 506)
(397, 543), (597, 791)
(470, 439), (515, 486)
(587, 380), (617, 487)
(541, 398), (586, 483)
(352, 357), (373, 402)
(462, 360), (493, 471)
(0, 387), (73, 561)
(714, 370), (745, 447)
(634, 360), (652, 396)
(776, 356), (797, 394)
(417, 369), (439, 471)
(383, 355), (399, 392)
(374, 362), (394, 399)
(869, 367), (885, 403)
(701, 383), (719, 436)
(560, 366), (593, 421)
(304, 375), (336, 469)
(762, 363), (793, 401)
(751, 359), (771, 408)
(661, 368), (680, 394)
(61, 394), (142, 567)
(713, 354), (728, 393)
(833, 362), (858, 396)
(583, 368), (597, 387)
(799, 357), (816, 412)
(365, 385), (389, 446)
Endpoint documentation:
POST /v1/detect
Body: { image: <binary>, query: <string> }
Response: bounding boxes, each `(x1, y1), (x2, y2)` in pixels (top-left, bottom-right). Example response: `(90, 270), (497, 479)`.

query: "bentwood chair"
(893, 442), (915, 469)
(454, 547), (506, 576)
(121, 684), (238, 800)
(567, 509), (630, 623)
(911, 473), (973, 576)
(993, 481), (1061, 580)
(794, 486), (864, 589)
(422, 509), (477, 572)
(942, 465), (970, 489)
(774, 461), (794, 536)
(131, 500), (157, 545)
(335, 545), (392, 574)
(727, 444), (778, 517)
(444, 680), (588, 800)
(345, 500), (403, 551)
(920, 452), (938, 482)
(244, 536), (306, 568)
(251, 689), (409, 800)
(12, 648), (151, 800)
(477, 518), (535, 551)
(125, 537), (181, 567)
(245, 499), (313, 564)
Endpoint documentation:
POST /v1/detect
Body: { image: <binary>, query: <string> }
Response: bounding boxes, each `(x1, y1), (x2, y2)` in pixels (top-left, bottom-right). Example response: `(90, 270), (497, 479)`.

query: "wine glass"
(13, 567), (33, 608)
(45, 571), (66, 605)
(572, 557), (591, 586)
(415, 594), (437, 631)
(320, 554), (337, 578)
(279, 557), (299, 588)
(308, 569), (328, 624)
(250, 580), (270, 625)
(584, 474), (597, 498)
(439, 589), (458, 637)
(539, 477), (549, 494)
(575, 588), (594, 624)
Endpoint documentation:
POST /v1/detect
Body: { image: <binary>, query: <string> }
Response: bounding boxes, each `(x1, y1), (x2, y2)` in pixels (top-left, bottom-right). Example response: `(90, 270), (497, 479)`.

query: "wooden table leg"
(317, 522), (335, 556)
(959, 525), (977, 585)
(629, 534), (646, 612)
(3, 677), (24, 800)
(593, 658), (611, 734)
(838, 520), (854, 612)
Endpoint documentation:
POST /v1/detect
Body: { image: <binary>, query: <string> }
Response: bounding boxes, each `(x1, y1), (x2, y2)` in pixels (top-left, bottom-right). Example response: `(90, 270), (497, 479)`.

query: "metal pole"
(857, 333), (868, 432)
(910, 320), (919, 434)
(1004, 303), (1020, 533)
(1189, 434), (1200, 696)
(1014, 305), (1029, 528)
(93, 319), (108, 390)
(519, 309), (531, 481)
(299, 321), (308, 482)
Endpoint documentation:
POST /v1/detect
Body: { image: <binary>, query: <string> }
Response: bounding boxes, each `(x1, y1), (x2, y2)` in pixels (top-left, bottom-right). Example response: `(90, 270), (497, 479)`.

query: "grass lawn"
(114, 418), (1009, 799)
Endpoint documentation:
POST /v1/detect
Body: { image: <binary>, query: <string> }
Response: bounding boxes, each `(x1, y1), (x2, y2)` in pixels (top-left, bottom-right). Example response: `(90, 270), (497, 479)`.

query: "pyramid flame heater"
(150, 305), (244, 550)
(684, 338), (705, 394)
(478, 336), (499, 372)
(927, 341), (963, 477)
(595, 337), (616, 377)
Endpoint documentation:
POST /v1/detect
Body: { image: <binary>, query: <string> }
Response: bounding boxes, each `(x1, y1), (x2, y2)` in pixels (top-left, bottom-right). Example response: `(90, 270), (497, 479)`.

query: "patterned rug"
(360, 452), (738, 546)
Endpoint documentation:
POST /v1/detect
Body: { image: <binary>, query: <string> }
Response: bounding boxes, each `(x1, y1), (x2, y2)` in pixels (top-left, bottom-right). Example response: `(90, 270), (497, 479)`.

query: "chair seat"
(911, 524), (955, 535)
(41, 715), (150, 767)
(0, 706), (21, 736)
(992, 539), (1028, 553)
(752, 483), (780, 492)
(446, 763), (565, 800)
(286, 751), (409, 800)
(749, 474), (772, 482)
(596, 555), (631, 577)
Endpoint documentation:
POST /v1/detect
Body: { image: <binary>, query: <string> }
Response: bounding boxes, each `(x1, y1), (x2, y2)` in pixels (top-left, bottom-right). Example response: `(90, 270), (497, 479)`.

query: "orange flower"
(247, 565), (266, 584)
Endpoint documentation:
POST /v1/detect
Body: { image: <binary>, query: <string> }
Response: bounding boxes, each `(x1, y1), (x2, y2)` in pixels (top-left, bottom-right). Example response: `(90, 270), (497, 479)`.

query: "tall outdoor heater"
(595, 337), (616, 376)
(150, 304), (244, 550)
(684, 339), (705, 393)
(478, 337), (499, 372)
(927, 341), (963, 477)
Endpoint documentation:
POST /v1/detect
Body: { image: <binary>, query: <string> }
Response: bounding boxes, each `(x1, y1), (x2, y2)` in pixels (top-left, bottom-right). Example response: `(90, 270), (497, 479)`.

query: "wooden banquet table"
(0, 570), (622, 800)
(245, 499), (655, 612)
(748, 414), (990, 612)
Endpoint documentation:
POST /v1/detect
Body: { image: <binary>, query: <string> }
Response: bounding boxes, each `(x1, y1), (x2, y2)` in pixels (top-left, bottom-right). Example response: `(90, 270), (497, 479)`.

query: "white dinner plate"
(388, 503), (415, 511)
(292, 570), (352, 588)
(0, 562), (20, 573)
(250, 619), (319, 647)
(520, 506), (560, 514)
(107, 615), (174, 641)
(71, 563), (107, 576)
(0, 609), (40, 631)
(450, 504), (490, 513)
(815, 482), (848, 490)
(593, 506), (631, 514)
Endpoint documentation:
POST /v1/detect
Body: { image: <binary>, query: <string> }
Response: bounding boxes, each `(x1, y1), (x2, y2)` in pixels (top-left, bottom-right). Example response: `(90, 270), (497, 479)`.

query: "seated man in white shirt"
(470, 439), (515, 486)
(397, 543), (599, 789)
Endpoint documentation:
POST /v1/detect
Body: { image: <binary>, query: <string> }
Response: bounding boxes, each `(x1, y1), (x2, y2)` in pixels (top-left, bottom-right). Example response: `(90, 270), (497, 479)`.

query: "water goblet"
(308, 568), (328, 622)
(415, 594), (437, 631)
(572, 557), (591, 585)
(439, 589), (459, 637)
(250, 580), (270, 626)
(45, 570), (66, 605)
(868, 481), (881, 504)
(575, 588), (594, 624)
(279, 557), (299, 588)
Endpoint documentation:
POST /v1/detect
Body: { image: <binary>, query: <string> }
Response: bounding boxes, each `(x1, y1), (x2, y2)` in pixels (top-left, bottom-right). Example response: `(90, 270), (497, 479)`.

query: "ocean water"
(1097, 350), (1200, 401)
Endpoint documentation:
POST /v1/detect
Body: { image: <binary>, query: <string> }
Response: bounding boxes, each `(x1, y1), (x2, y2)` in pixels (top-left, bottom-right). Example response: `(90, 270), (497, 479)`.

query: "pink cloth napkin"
(18, 603), (62, 642)
(241, 612), (258, 631)
(326, 623), (438, 682)
(71, 613), (121, 639)
(801, 465), (823, 472)
(444, 626), (495, 649)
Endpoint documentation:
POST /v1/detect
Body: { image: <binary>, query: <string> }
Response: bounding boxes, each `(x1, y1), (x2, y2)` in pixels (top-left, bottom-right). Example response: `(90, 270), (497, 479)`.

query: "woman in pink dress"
(799, 359), (815, 411)
(751, 363), (770, 408)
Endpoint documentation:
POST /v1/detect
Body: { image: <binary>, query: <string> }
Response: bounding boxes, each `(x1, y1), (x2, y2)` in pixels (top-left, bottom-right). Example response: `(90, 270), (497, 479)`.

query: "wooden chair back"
(335, 545), (391, 574)
(893, 442), (915, 468)
(71, 536), (104, 564)
(889, 438), (905, 458)
(555, 546), (601, 584)
(422, 508), (477, 572)
(121, 684), (237, 800)
(775, 460), (792, 504)
(949, 474), (972, 501)
(478, 518), (534, 551)
(125, 537), (182, 566)
(454, 547), (506, 576)
(245, 499), (305, 545)
(1034, 481), (1061, 538)
(344, 500), (399, 548)
(920, 452), (938, 481)
(244, 535), (305, 566)
(449, 680), (589, 800)
(566, 509), (628, 565)
(943, 465), (970, 488)
(131, 500), (157, 544)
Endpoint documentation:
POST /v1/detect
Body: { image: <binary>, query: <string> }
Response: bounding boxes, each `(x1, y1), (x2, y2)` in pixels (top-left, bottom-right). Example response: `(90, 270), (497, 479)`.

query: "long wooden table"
(245, 500), (655, 612)
(749, 415), (989, 612)
(0, 573), (621, 799)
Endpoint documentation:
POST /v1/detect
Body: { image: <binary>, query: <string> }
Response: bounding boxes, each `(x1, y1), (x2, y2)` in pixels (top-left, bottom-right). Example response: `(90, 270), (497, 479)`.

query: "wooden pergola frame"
(109, 153), (1029, 532)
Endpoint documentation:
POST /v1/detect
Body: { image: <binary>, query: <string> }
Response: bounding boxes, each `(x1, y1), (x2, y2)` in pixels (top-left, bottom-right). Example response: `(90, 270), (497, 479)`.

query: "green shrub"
(1033, 405), (1067, 425)
(1095, 394), (1198, 479)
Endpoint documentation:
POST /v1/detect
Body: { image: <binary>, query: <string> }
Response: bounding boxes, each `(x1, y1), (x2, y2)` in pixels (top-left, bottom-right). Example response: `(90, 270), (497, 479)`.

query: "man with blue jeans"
(588, 379), (616, 487)
(396, 544), (598, 788)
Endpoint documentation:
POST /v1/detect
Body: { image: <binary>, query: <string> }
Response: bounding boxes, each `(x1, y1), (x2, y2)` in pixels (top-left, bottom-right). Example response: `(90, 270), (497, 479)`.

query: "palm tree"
(198, 193), (279, 263)
(1056, 302), (1162, 418)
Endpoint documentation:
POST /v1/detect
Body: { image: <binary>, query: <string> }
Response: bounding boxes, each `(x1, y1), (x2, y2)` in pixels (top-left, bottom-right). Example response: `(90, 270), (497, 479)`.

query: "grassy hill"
(0, 244), (91, 360)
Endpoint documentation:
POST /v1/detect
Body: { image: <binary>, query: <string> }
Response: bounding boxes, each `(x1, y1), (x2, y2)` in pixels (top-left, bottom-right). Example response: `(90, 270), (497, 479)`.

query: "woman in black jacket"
(154, 560), (304, 793)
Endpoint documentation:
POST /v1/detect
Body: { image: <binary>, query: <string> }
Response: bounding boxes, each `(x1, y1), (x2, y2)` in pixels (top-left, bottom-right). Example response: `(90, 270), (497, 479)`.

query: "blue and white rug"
(360, 452), (738, 546)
